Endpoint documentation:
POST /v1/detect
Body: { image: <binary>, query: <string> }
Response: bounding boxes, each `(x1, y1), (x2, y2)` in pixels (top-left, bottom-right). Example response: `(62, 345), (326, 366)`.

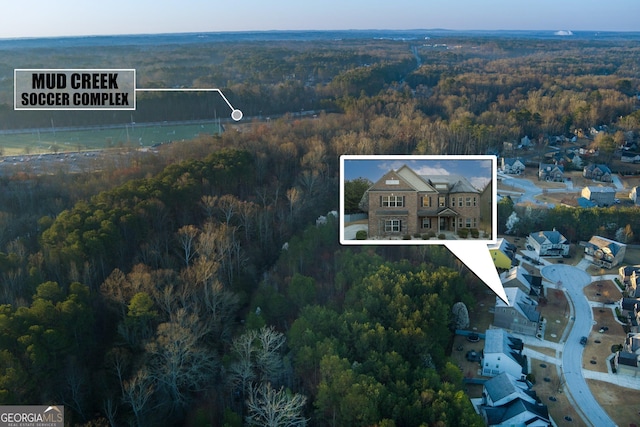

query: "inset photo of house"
(340, 155), (497, 245)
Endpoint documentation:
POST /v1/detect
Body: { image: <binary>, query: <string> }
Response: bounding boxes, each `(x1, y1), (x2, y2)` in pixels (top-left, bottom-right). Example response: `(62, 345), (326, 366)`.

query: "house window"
(438, 196), (446, 207)
(381, 195), (404, 207)
(421, 196), (431, 207)
(458, 218), (463, 228)
(458, 197), (463, 207)
(465, 218), (472, 228)
(473, 218), (477, 228)
(466, 197), (472, 207)
(384, 219), (401, 233)
(473, 197), (477, 207)
(450, 196), (456, 206)
(422, 218), (431, 229)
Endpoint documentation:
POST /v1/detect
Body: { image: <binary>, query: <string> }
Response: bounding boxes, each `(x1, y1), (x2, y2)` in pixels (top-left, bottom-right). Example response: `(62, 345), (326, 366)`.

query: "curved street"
(541, 264), (616, 427)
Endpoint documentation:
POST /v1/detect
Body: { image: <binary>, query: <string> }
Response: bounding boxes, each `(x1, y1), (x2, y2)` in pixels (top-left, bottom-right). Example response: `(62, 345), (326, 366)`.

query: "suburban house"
(583, 164), (613, 182)
(580, 186), (616, 207)
(584, 235), (627, 269)
(619, 298), (640, 333)
(501, 158), (525, 174)
(477, 373), (551, 427)
(489, 238), (516, 270)
(537, 163), (564, 182)
(614, 333), (640, 377)
(365, 165), (481, 238)
(482, 328), (527, 379)
(620, 265), (640, 298)
(493, 287), (542, 336)
(526, 229), (569, 257)
(500, 266), (544, 297)
(630, 186), (640, 205)
(564, 151), (582, 168)
(621, 151), (640, 163)
(519, 135), (532, 149)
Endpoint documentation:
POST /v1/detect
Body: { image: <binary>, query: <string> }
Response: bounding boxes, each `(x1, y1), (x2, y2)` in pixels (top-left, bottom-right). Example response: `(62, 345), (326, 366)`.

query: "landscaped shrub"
(470, 228), (479, 238)
(356, 230), (367, 240)
(457, 228), (469, 238)
(438, 233), (445, 240)
(402, 234), (411, 240)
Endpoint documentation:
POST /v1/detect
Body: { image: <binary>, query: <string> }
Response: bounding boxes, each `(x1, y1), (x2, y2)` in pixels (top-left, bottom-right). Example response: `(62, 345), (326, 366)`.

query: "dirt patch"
(529, 358), (583, 426)
(583, 307), (625, 374)
(538, 288), (570, 343)
(586, 379), (640, 427)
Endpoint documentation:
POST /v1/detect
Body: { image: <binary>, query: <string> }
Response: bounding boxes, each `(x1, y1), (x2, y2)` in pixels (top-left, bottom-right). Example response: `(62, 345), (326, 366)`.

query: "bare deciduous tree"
(245, 383), (307, 427)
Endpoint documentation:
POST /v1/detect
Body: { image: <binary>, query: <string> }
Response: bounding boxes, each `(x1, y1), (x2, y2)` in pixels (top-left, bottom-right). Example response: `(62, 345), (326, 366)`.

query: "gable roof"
(484, 373), (536, 405)
(483, 398), (550, 426)
(586, 235), (626, 255)
(497, 287), (541, 323)
(529, 230), (567, 245)
(395, 165), (438, 192)
(484, 328), (526, 368)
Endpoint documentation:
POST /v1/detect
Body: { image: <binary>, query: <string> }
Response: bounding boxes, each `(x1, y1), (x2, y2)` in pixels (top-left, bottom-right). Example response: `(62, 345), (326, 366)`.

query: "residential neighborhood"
(445, 144), (640, 426)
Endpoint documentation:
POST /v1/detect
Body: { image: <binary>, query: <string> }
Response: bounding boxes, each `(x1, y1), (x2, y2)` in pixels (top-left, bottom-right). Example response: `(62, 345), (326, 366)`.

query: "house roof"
(585, 163), (612, 173)
(618, 351), (639, 367)
(503, 158), (524, 167)
(586, 235), (626, 255)
(484, 372), (536, 405)
(484, 328), (527, 369)
(501, 266), (543, 295)
(426, 174), (479, 194)
(625, 333), (640, 353)
(496, 287), (541, 323)
(577, 197), (597, 208)
(620, 265), (640, 278)
(584, 186), (615, 194)
(483, 398), (550, 426)
(529, 230), (567, 245)
(539, 163), (564, 172)
(395, 165), (437, 192)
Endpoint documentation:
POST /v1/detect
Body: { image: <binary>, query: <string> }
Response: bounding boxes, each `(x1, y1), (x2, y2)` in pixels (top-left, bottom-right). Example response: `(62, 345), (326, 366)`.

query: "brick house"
(538, 163), (564, 182)
(583, 164), (613, 182)
(366, 165), (481, 237)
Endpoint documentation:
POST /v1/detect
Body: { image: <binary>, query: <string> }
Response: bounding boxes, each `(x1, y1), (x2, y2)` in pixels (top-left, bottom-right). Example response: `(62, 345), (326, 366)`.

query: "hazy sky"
(343, 158), (493, 191)
(2, 0), (639, 39)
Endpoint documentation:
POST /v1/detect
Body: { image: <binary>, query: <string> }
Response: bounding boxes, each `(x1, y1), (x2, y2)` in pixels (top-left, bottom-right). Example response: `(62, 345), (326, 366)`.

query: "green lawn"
(0, 121), (222, 155)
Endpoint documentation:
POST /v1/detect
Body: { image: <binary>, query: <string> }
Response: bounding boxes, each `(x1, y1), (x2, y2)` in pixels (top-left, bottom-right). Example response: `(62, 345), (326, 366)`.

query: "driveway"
(343, 224), (367, 240)
(541, 264), (616, 427)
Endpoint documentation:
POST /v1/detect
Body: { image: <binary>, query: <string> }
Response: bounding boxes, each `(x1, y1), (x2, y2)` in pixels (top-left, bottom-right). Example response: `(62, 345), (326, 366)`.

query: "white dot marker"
(231, 109), (243, 121)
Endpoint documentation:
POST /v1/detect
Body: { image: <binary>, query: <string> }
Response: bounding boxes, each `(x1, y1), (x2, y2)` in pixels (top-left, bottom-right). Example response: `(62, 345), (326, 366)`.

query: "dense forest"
(0, 32), (639, 426)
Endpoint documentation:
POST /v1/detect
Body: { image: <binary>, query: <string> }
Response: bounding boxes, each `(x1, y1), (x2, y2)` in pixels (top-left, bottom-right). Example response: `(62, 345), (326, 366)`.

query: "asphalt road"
(541, 264), (616, 427)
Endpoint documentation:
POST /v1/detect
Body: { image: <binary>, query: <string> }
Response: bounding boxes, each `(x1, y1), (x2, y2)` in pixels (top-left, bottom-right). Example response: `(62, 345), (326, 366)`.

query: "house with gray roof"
(584, 235), (626, 269)
(500, 158), (525, 175)
(526, 229), (569, 257)
(365, 165), (481, 237)
(614, 333), (640, 377)
(500, 266), (544, 297)
(493, 287), (542, 336)
(583, 164), (613, 182)
(538, 163), (564, 182)
(482, 328), (527, 378)
(478, 373), (550, 427)
(581, 185), (616, 207)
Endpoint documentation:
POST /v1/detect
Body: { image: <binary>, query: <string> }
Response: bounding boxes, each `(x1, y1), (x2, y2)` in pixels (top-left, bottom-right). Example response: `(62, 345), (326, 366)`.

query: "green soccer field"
(0, 121), (223, 155)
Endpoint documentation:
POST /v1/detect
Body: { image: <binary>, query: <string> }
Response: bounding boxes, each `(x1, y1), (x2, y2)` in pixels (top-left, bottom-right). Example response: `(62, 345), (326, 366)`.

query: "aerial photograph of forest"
(1, 2), (640, 427)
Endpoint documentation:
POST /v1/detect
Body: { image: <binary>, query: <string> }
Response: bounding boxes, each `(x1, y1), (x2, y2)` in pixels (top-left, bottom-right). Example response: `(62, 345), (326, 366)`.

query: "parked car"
(580, 336), (588, 345)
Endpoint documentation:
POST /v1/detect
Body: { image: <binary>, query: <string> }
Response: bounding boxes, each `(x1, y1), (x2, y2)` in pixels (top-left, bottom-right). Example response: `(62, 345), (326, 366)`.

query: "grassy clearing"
(0, 121), (221, 155)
